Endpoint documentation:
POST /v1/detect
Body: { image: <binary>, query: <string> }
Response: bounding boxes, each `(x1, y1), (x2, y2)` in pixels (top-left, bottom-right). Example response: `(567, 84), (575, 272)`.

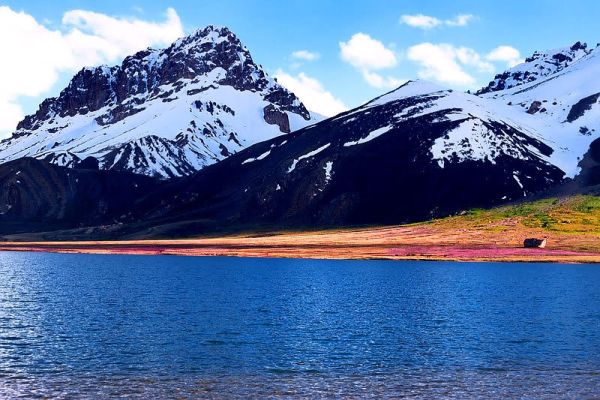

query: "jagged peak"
(78, 25), (249, 78)
(22, 24), (267, 124)
(523, 41), (591, 64)
(170, 25), (243, 52)
(188, 24), (233, 38)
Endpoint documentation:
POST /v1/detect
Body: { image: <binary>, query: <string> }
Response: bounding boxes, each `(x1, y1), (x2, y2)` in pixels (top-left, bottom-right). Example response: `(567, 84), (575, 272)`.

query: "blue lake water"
(0, 252), (599, 398)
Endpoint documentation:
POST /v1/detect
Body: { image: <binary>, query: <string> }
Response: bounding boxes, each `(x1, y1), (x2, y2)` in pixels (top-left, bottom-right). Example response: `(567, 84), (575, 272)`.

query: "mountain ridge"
(0, 36), (598, 238)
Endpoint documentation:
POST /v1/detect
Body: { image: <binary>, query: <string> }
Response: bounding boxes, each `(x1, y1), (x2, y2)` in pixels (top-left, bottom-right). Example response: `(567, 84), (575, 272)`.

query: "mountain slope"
(0, 26), (318, 178)
(0, 158), (160, 234)
(120, 81), (565, 236)
(477, 41), (591, 95)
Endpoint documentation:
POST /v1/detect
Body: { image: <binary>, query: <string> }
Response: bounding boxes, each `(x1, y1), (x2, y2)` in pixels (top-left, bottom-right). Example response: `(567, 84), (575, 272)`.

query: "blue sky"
(1, 0), (599, 134)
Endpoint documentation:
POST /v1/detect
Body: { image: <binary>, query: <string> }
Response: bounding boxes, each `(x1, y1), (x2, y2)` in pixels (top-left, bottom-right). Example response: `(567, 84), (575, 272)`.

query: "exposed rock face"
(566, 93), (600, 122)
(0, 25), (316, 178)
(575, 137), (600, 188)
(263, 105), (291, 133)
(75, 156), (100, 171)
(527, 101), (543, 114)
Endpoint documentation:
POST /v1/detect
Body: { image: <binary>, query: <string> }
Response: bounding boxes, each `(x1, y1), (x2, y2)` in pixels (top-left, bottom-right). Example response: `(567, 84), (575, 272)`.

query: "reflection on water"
(0, 252), (599, 398)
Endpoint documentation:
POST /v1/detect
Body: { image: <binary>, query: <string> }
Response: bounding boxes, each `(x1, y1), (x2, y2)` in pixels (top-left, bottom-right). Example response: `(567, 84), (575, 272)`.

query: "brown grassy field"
(0, 195), (599, 263)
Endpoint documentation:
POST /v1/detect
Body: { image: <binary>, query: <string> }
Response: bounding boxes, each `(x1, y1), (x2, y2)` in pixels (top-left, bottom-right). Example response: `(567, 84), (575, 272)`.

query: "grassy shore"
(0, 195), (599, 263)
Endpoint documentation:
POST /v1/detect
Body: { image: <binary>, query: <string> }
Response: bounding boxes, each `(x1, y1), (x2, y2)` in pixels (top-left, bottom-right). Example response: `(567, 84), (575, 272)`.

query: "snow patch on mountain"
(287, 143), (330, 173)
(324, 161), (333, 182)
(343, 126), (392, 147)
(242, 148), (272, 164)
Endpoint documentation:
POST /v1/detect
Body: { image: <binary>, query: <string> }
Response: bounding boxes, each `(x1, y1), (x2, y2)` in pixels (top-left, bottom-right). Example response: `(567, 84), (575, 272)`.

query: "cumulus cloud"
(0, 6), (183, 137)
(454, 47), (494, 73)
(362, 71), (407, 89)
(400, 13), (476, 29)
(0, 102), (24, 133)
(407, 43), (494, 86)
(291, 50), (320, 61)
(339, 33), (403, 89)
(486, 45), (523, 67)
(275, 71), (347, 117)
(62, 8), (182, 63)
(339, 33), (397, 70)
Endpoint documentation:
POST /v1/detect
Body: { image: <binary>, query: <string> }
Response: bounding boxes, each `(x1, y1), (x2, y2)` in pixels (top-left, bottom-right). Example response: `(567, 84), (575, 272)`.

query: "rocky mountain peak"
(2, 25), (315, 178)
(16, 25), (308, 133)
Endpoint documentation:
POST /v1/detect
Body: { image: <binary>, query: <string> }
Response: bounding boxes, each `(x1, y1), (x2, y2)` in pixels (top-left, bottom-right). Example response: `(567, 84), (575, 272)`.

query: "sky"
(1, 0), (599, 136)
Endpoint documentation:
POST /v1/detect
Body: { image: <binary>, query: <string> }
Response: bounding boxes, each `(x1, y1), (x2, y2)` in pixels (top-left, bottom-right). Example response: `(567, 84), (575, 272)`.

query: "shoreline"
(0, 238), (598, 264)
(2, 196), (598, 264)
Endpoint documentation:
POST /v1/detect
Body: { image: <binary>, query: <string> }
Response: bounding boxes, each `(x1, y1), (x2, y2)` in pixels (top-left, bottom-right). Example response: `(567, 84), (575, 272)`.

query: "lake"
(0, 252), (599, 398)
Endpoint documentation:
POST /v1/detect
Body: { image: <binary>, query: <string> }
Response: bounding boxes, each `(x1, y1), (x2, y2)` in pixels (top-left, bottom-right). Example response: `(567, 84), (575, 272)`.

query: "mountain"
(0, 26), (318, 178)
(477, 41), (600, 177)
(128, 43), (600, 237)
(1, 39), (599, 239)
(116, 80), (565, 237)
(2, 80), (566, 238)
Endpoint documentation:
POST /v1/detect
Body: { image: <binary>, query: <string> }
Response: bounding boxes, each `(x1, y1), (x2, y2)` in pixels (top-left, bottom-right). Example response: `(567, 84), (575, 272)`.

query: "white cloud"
(275, 71), (347, 117)
(291, 50), (320, 61)
(62, 8), (182, 63)
(0, 102), (24, 133)
(339, 33), (397, 70)
(0, 6), (183, 137)
(339, 33), (402, 88)
(400, 14), (442, 30)
(407, 43), (492, 86)
(362, 71), (406, 89)
(486, 45), (523, 67)
(400, 13), (476, 29)
(455, 47), (494, 73)
(445, 14), (475, 27)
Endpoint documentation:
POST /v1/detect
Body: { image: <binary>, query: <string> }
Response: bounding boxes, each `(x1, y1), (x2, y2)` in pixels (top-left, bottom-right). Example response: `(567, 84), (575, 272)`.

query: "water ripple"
(0, 252), (599, 397)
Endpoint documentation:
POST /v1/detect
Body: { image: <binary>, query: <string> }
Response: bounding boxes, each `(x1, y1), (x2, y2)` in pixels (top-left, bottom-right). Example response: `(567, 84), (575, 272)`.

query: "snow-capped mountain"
(120, 80), (564, 235)
(477, 42), (600, 177)
(0, 25), (318, 178)
(0, 39), (598, 237)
